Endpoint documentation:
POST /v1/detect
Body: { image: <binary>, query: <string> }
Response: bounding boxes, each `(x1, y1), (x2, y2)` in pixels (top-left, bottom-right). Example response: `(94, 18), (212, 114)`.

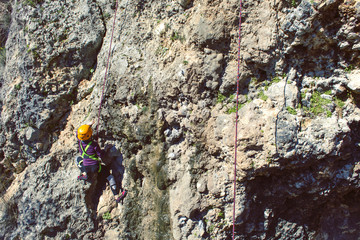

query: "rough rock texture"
(0, 0), (360, 239)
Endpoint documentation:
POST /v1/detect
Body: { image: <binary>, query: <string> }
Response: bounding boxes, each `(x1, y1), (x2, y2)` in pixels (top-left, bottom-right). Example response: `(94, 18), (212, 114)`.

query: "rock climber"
(76, 122), (127, 203)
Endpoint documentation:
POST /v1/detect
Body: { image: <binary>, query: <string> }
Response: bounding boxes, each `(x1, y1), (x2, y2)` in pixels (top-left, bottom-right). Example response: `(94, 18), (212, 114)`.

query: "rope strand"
(96, 0), (119, 137)
(233, 0), (242, 239)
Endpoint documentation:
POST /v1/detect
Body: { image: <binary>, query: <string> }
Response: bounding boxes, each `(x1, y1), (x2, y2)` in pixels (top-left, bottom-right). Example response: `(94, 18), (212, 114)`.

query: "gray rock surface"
(0, 0), (360, 239)
(347, 70), (360, 94)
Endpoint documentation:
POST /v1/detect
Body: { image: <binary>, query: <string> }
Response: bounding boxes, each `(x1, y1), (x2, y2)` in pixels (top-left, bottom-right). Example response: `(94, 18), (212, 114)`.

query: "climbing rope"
(233, 0), (242, 239)
(96, 0), (119, 136)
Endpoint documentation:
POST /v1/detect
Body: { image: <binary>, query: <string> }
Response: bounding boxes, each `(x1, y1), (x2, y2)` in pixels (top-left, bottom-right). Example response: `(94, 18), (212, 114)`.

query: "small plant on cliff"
(155, 45), (168, 56)
(141, 106), (148, 113)
(208, 224), (215, 234)
(326, 110), (332, 118)
(334, 96), (345, 108)
(103, 12), (111, 21)
(258, 90), (268, 101)
(226, 103), (245, 114)
(0, 47), (5, 66)
(216, 93), (226, 103)
(24, 0), (35, 7)
(264, 80), (270, 90)
(250, 160), (255, 168)
(26, 45), (40, 60)
(344, 65), (354, 73)
(226, 106), (236, 114)
(170, 31), (180, 41)
(287, 0), (300, 7)
(23, 0), (43, 7)
(103, 212), (111, 220)
(170, 31), (185, 43)
(286, 106), (297, 115)
(15, 83), (21, 91)
(306, 91), (332, 117)
(271, 76), (281, 84)
(250, 77), (259, 85)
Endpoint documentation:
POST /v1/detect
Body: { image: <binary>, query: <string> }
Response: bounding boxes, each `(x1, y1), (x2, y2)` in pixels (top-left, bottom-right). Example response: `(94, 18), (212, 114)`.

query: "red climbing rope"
(233, 0), (242, 239)
(96, 0), (119, 136)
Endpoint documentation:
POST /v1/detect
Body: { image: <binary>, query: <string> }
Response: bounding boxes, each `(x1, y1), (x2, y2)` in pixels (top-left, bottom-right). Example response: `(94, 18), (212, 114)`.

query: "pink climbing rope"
(233, 0), (242, 239)
(96, 0), (119, 136)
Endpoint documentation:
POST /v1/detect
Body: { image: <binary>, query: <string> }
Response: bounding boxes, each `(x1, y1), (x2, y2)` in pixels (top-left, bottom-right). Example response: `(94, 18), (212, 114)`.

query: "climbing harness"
(79, 141), (102, 173)
(96, 0), (119, 136)
(233, 0), (243, 239)
(80, 141), (99, 161)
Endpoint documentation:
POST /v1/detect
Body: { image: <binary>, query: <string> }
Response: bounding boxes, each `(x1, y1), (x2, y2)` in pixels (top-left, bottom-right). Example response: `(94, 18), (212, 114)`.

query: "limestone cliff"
(0, 0), (360, 239)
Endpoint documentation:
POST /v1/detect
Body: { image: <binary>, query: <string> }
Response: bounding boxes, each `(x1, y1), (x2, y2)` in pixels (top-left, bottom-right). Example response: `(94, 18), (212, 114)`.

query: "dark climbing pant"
(75, 156), (118, 196)
(98, 164), (118, 196)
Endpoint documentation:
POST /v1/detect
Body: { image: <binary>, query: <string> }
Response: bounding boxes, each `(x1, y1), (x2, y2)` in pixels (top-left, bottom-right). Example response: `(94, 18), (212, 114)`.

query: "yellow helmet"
(77, 125), (92, 141)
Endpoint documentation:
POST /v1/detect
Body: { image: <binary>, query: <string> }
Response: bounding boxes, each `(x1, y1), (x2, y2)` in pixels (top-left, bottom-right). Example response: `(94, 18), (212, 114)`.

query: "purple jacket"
(78, 140), (104, 166)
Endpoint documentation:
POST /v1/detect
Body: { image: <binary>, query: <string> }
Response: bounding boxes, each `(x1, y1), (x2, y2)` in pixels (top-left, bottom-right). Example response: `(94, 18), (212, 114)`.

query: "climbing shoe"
(116, 190), (128, 203)
(78, 175), (88, 181)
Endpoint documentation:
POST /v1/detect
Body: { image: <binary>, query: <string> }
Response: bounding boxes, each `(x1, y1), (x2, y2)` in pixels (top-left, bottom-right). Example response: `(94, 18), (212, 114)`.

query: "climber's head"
(77, 125), (92, 141)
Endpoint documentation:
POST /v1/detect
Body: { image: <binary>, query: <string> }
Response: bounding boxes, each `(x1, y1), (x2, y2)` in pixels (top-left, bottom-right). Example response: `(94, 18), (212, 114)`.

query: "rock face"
(0, 0), (360, 239)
